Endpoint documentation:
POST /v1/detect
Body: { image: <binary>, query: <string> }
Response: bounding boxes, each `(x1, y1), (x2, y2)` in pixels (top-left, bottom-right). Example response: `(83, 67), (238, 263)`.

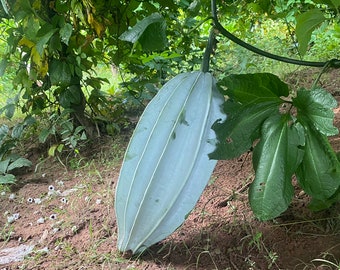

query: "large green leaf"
(119, 13), (165, 44)
(49, 59), (72, 86)
(249, 114), (305, 221)
(0, 174), (16, 184)
(59, 23), (73, 45)
(296, 9), (326, 56)
(7, 157), (32, 171)
(296, 124), (340, 201)
(138, 20), (167, 51)
(209, 100), (280, 160)
(0, 159), (10, 174)
(293, 88), (338, 136)
(59, 85), (82, 108)
(219, 73), (289, 105)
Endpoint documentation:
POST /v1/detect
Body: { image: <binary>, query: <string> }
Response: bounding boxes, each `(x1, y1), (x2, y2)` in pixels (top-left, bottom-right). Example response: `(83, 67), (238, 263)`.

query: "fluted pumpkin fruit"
(115, 71), (226, 254)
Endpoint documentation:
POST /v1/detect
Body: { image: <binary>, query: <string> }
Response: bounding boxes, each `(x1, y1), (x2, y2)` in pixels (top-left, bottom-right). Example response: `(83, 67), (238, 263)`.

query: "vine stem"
(210, 0), (340, 69)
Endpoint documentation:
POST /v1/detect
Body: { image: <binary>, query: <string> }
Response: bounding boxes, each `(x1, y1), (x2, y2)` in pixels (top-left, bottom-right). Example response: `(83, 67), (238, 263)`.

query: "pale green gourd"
(115, 71), (225, 254)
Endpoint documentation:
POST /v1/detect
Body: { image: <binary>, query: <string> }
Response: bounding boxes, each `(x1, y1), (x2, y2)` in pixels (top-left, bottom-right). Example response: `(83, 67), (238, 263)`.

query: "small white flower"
(1, 191), (5, 196)
(95, 199), (102, 205)
(7, 213), (19, 223)
(27, 197), (33, 203)
(34, 198), (42, 204)
(37, 217), (45, 224)
(9, 193), (15, 200)
(84, 196), (90, 202)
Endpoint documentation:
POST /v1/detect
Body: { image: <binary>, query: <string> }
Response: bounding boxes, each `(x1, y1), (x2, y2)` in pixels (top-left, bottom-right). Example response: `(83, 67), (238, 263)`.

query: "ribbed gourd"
(115, 71), (225, 254)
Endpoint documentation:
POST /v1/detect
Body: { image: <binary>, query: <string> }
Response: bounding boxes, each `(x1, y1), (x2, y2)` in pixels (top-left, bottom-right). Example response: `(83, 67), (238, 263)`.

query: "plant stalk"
(201, 28), (216, 73)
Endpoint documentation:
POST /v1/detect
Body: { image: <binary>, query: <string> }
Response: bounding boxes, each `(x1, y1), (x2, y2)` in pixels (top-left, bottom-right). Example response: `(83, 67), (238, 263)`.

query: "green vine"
(211, 0), (340, 69)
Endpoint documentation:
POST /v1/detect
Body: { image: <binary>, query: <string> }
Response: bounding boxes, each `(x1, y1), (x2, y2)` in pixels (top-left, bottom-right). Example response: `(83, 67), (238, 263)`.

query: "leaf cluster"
(210, 73), (340, 220)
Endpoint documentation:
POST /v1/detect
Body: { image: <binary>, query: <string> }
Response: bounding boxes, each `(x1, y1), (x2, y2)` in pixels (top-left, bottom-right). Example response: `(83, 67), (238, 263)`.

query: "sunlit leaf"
(119, 13), (164, 44)
(219, 73), (289, 105)
(293, 87), (338, 136)
(296, 9), (325, 56)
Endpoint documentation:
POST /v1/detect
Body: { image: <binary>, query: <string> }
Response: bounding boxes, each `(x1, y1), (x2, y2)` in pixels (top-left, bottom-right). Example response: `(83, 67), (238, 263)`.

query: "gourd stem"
(201, 28), (216, 73)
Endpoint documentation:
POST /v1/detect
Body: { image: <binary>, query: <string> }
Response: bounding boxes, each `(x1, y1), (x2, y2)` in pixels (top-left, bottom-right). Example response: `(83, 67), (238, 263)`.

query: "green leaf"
(39, 128), (53, 143)
(296, 9), (326, 56)
(293, 88), (338, 136)
(209, 100), (281, 160)
(138, 20), (167, 51)
(7, 157), (32, 171)
(59, 85), (82, 108)
(0, 57), (8, 76)
(331, 0), (340, 7)
(36, 24), (57, 55)
(249, 114), (305, 221)
(296, 124), (340, 201)
(119, 13), (164, 44)
(0, 124), (9, 143)
(59, 23), (73, 45)
(308, 187), (340, 211)
(0, 174), (16, 184)
(49, 59), (72, 86)
(219, 73), (289, 105)
(11, 123), (24, 139)
(0, 159), (10, 174)
(1, 103), (16, 119)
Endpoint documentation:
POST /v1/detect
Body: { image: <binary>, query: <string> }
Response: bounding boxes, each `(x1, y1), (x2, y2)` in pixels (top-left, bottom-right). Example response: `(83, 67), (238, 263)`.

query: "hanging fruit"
(115, 71), (225, 254)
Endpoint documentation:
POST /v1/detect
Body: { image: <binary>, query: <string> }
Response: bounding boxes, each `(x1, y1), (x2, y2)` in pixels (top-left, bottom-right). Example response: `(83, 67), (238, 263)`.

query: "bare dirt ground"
(0, 68), (340, 270)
